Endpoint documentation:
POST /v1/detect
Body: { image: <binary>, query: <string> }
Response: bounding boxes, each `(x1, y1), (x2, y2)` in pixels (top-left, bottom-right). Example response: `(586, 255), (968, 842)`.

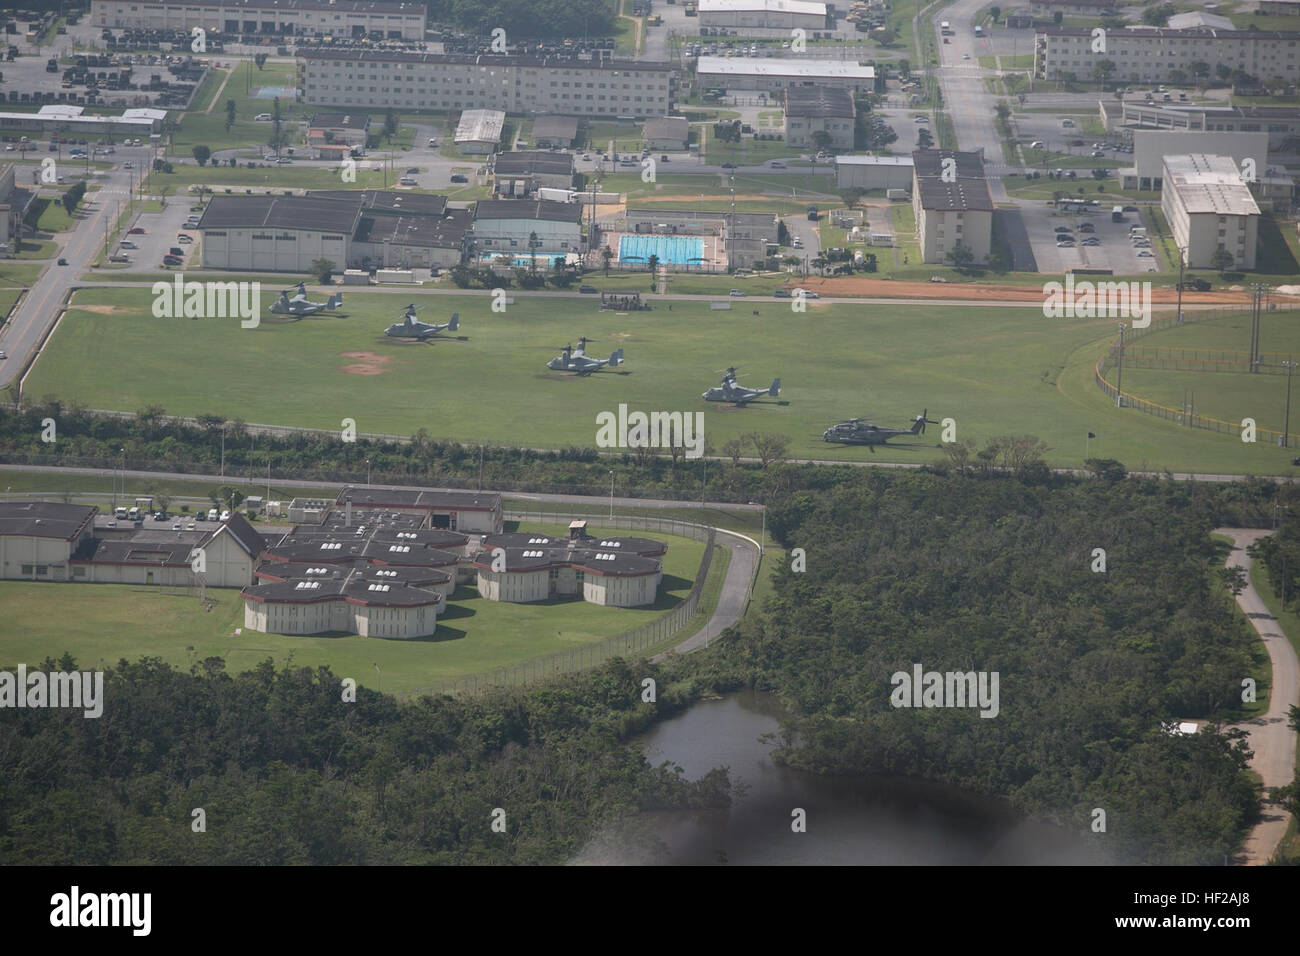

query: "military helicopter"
(384, 303), (460, 340)
(823, 410), (938, 448)
(547, 337), (623, 375)
(702, 366), (781, 406)
(269, 282), (344, 316)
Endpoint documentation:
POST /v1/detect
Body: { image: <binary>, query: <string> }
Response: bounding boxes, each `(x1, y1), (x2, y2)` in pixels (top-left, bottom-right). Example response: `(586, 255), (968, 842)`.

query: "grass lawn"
(0, 521), (704, 696)
(145, 164), (392, 191)
(13, 239), (58, 260)
(25, 196), (75, 233)
(170, 60), (304, 154)
(0, 263), (47, 286)
(25, 286), (1300, 475)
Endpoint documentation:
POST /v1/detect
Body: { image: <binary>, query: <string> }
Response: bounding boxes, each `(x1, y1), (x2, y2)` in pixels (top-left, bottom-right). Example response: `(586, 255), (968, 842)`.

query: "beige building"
(90, 0), (427, 40)
(696, 56), (875, 93)
(454, 109), (506, 155)
(784, 86), (856, 150)
(242, 571), (444, 638)
(911, 150), (993, 264)
(0, 503), (97, 581)
(1101, 100), (1300, 152)
(1161, 153), (1260, 270)
(298, 52), (676, 118)
(834, 155), (914, 190)
(332, 487), (503, 535)
(1035, 27), (1300, 86)
(698, 0), (828, 31)
(472, 529), (666, 607)
(198, 195), (356, 273)
(1119, 130), (1268, 192)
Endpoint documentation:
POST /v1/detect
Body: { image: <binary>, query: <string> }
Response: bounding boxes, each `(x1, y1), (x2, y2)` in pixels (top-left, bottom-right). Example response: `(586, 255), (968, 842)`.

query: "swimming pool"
(618, 234), (705, 265)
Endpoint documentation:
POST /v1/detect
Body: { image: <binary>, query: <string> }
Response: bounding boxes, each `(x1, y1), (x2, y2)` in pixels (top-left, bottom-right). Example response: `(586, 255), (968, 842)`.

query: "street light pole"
(372, 661), (382, 694)
(1176, 245), (1185, 324)
(609, 470), (614, 519)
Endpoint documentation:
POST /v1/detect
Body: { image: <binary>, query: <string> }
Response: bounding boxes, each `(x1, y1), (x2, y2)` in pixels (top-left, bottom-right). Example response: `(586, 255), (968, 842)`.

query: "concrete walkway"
(1217, 528), (1300, 865)
(653, 532), (761, 661)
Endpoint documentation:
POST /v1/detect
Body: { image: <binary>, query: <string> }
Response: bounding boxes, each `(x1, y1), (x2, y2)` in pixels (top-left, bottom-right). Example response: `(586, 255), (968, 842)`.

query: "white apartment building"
(1035, 27), (1300, 85)
(298, 52), (676, 117)
(911, 150), (993, 264)
(1161, 153), (1260, 271)
(90, 0), (427, 39)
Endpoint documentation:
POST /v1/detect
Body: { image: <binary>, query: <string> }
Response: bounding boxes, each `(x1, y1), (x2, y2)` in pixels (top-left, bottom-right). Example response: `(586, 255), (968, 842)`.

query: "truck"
(537, 187), (578, 203)
(886, 188), (909, 201)
(45, 57), (58, 72)
(940, 20), (951, 34)
(974, 25), (982, 37)
(1111, 205), (1124, 222)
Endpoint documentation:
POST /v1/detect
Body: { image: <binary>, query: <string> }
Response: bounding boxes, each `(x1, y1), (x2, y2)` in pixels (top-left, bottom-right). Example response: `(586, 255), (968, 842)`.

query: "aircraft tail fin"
(911, 408), (931, 435)
(328, 293), (343, 309)
(448, 313), (459, 332)
(609, 349), (623, 367)
(769, 378), (781, 397)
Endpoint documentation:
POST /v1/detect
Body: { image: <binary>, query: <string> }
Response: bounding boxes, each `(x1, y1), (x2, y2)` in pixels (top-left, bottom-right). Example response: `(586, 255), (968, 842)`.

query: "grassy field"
(0, 521), (706, 696)
(23, 286), (1300, 474)
(170, 60), (304, 154)
(145, 163), (392, 192)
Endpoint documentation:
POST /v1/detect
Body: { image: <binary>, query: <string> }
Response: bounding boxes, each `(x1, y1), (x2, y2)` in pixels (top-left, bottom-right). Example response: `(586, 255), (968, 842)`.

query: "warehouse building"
(642, 116), (691, 151)
(198, 190), (470, 272)
(0, 502), (98, 582)
(0, 104), (166, 137)
(1035, 26), (1300, 86)
(696, 57), (875, 93)
(332, 487), (504, 534)
(308, 111), (370, 148)
(491, 151), (576, 197)
(532, 116), (579, 148)
(471, 199), (585, 260)
(90, 0), (428, 40)
(298, 51), (677, 117)
(911, 149), (993, 264)
(783, 85), (856, 150)
(455, 109), (506, 155)
(698, 0), (829, 31)
(472, 525), (665, 607)
(834, 154), (914, 190)
(1161, 153), (1260, 270)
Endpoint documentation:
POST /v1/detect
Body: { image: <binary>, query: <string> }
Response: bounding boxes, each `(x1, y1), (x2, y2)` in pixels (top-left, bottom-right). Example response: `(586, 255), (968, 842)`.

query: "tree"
(1141, 3), (1173, 27)
(253, 53), (268, 70)
(1189, 61), (1211, 85)
(225, 98), (236, 132)
(811, 130), (834, 153)
(1215, 64), (1232, 83)
(1091, 168), (1108, 180)
(944, 243), (976, 270)
(1084, 458), (1127, 481)
(1169, 69), (1188, 86)
(601, 245), (614, 276)
(873, 27), (897, 46)
(840, 187), (866, 210)
(61, 180), (86, 215)
(384, 109), (398, 141)
(990, 6), (1001, 21)
(746, 432), (790, 469)
(528, 230), (539, 273)
(1052, 10), (1063, 24)
(1210, 249), (1235, 275)
(311, 258), (335, 283)
(449, 265), (474, 288)
(271, 97), (282, 152)
(192, 145), (211, 167)
(1092, 59), (1116, 84)
(1218, 566), (1248, 597)
(646, 253), (660, 275)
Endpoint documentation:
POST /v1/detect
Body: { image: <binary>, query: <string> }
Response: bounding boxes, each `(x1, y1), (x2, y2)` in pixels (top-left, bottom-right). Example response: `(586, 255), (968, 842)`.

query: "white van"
(207, 508), (218, 521)
(114, 507), (128, 520)
(254, 113), (272, 121)
(127, 506), (139, 521)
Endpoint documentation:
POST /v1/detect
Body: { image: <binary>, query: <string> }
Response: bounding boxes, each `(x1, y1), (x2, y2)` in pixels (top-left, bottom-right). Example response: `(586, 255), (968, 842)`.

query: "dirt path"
(785, 275), (1263, 305)
(203, 65), (234, 115)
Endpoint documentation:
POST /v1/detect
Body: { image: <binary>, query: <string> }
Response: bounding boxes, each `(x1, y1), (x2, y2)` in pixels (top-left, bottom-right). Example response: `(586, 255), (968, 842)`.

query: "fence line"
(1093, 306), (1292, 444)
(412, 511), (720, 698)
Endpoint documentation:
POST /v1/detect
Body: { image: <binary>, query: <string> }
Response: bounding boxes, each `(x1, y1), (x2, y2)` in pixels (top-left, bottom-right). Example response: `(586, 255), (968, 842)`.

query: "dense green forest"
(0, 656), (727, 864)
(691, 471), (1273, 865)
(424, 0), (617, 38)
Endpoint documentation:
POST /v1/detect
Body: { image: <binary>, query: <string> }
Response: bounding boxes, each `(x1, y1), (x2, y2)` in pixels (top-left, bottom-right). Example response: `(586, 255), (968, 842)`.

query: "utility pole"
(1284, 360), (1297, 449)
(1176, 245), (1185, 324)
(1116, 323), (1126, 407)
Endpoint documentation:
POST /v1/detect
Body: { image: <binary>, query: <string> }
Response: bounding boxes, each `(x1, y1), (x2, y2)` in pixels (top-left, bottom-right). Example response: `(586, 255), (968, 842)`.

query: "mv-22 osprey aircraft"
(383, 303), (460, 340)
(547, 337), (624, 375)
(269, 282), (344, 316)
(702, 366), (781, 406)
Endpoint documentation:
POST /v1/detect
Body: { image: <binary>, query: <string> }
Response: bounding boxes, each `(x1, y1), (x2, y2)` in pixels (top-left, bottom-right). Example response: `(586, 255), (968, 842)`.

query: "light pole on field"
(1284, 361), (1297, 449)
(609, 470), (614, 519)
(1116, 323), (1126, 407)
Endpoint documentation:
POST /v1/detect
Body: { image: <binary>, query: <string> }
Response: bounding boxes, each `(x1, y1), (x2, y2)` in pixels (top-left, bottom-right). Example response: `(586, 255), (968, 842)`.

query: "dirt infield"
(74, 305), (130, 314)
(788, 276), (1267, 305)
(338, 351), (396, 375)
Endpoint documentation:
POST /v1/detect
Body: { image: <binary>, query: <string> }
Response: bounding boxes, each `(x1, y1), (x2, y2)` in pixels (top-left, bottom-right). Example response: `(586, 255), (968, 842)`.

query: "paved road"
(654, 530), (760, 660)
(1218, 528), (1300, 865)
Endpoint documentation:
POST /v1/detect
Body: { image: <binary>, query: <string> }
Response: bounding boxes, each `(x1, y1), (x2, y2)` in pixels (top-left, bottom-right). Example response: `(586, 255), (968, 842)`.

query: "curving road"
(1218, 528), (1300, 865)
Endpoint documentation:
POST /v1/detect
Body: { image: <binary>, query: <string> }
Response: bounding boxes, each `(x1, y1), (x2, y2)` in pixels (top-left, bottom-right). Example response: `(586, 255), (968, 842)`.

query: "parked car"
(177, 234), (193, 243)
(791, 289), (819, 299)
(1081, 238), (1100, 246)
(119, 239), (137, 248)
(1054, 226), (1073, 233)
(773, 289), (792, 297)
(1137, 250), (1154, 257)
(728, 289), (746, 297)
(1090, 150), (1105, 157)
(578, 285), (598, 294)
(449, 173), (468, 183)
(57, 257), (68, 265)
(127, 226), (146, 234)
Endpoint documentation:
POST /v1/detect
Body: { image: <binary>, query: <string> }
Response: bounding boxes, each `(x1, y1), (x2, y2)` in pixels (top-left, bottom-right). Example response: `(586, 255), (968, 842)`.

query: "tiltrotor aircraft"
(547, 336), (623, 374)
(269, 282), (344, 315)
(384, 304), (460, 340)
(702, 367), (781, 406)
(823, 409), (938, 447)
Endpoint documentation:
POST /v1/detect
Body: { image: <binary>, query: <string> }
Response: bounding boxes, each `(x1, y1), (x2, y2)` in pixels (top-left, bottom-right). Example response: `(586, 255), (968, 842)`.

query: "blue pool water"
(619, 234), (705, 265)
(252, 86), (298, 99)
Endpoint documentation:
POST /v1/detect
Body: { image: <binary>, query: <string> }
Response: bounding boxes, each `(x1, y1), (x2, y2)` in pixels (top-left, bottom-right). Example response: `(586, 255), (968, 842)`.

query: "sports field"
(0, 524), (704, 696)
(23, 286), (1300, 474)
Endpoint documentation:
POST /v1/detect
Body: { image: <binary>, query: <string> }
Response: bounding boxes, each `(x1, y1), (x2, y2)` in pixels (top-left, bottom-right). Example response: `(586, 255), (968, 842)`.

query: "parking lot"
(1022, 201), (1161, 276)
(113, 196), (203, 272)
